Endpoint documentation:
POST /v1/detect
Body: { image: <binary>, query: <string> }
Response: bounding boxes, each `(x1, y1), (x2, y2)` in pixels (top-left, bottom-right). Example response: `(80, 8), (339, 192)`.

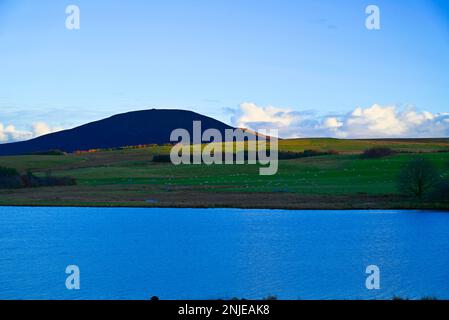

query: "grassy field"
(0, 138), (448, 209)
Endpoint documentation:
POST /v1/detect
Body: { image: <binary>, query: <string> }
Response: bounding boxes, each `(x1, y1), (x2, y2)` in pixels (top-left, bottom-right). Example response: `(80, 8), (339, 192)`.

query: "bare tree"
(397, 158), (440, 199)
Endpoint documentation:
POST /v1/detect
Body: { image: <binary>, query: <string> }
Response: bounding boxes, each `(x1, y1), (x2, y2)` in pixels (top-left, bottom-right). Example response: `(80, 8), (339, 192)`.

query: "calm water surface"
(0, 207), (448, 300)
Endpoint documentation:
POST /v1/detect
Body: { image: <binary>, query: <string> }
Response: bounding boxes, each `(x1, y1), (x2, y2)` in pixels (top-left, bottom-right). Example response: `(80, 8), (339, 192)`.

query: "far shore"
(1, 187), (448, 211)
(1, 138), (449, 211)
(1, 204), (449, 212)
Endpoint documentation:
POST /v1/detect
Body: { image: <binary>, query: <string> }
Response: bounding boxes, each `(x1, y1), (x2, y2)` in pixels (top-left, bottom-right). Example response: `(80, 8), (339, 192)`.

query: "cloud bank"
(1, 104), (448, 143)
(0, 122), (62, 143)
(232, 103), (449, 139)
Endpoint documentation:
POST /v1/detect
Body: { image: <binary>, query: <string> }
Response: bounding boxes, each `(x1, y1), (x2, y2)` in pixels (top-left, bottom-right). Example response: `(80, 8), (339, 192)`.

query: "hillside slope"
(0, 109), (236, 156)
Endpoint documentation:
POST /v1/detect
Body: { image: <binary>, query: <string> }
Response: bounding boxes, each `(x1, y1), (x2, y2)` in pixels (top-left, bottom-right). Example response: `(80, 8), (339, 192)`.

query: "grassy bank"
(0, 138), (448, 209)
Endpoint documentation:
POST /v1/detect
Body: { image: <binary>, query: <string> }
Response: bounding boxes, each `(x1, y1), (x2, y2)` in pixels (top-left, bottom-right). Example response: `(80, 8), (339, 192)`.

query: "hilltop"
(0, 109), (236, 156)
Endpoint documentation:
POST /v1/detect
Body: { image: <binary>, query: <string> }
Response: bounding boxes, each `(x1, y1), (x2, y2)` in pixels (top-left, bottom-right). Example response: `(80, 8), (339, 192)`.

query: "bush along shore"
(0, 167), (76, 189)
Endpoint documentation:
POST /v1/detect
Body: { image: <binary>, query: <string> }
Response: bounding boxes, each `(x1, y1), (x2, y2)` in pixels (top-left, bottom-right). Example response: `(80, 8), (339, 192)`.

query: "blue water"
(0, 207), (448, 300)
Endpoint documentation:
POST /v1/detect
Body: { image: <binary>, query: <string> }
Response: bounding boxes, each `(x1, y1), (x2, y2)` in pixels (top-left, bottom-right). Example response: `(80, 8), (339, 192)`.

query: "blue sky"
(0, 0), (448, 139)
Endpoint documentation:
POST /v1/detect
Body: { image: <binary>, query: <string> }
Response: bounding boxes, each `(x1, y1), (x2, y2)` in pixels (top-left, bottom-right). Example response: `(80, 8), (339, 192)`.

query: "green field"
(1, 138), (448, 209)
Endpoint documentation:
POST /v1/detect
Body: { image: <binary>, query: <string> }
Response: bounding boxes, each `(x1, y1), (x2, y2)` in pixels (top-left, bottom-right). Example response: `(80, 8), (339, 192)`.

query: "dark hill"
(0, 109), (238, 156)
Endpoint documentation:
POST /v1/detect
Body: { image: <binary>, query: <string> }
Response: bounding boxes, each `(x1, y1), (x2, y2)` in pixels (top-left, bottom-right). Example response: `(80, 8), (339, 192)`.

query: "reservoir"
(0, 207), (448, 300)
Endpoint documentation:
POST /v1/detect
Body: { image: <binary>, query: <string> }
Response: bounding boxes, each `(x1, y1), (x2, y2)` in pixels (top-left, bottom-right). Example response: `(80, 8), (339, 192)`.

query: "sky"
(0, 0), (449, 141)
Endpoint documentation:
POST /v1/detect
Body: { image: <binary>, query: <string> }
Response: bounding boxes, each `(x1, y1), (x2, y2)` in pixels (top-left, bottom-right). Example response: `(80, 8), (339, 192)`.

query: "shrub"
(20, 170), (40, 188)
(277, 151), (306, 160)
(361, 147), (396, 159)
(327, 149), (340, 155)
(152, 154), (172, 163)
(0, 167), (76, 189)
(431, 179), (449, 201)
(397, 158), (440, 199)
(156, 148), (337, 163)
(0, 166), (23, 189)
(36, 175), (77, 187)
(277, 150), (333, 160)
(0, 166), (20, 177)
(303, 149), (325, 157)
(29, 170), (76, 187)
(28, 150), (66, 156)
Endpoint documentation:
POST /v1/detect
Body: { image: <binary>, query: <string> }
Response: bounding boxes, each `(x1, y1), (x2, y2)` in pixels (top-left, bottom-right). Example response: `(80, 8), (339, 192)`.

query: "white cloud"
(323, 117), (343, 129)
(333, 104), (449, 138)
(0, 123), (32, 143)
(340, 104), (408, 138)
(0, 122), (62, 143)
(32, 122), (63, 137)
(231, 103), (449, 139)
(234, 102), (300, 129)
(231, 102), (302, 138)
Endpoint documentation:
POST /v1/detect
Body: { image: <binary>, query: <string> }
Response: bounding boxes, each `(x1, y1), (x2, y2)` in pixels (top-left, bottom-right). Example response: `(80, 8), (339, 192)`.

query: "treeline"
(152, 149), (338, 163)
(74, 144), (173, 154)
(26, 150), (66, 156)
(361, 147), (449, 159)
(360, 147), (396, 159)
(0, 167), (76, 189)
(278, 149), (339, 160)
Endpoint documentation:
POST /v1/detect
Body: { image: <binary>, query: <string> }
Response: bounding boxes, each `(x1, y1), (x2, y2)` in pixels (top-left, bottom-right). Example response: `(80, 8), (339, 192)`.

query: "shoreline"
(1, 201), (448, 211)
(1, 185), (449, 210)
